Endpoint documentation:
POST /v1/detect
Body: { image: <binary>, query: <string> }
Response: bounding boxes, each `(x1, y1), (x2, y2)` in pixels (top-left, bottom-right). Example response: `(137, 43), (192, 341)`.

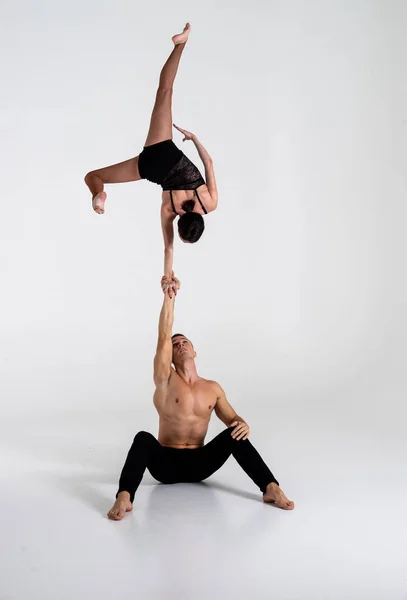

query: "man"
(108, 274), (294, 520)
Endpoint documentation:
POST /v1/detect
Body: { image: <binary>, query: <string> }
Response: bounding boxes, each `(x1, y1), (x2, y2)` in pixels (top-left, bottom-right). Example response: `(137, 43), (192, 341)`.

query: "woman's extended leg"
(144, 23), (190, 147)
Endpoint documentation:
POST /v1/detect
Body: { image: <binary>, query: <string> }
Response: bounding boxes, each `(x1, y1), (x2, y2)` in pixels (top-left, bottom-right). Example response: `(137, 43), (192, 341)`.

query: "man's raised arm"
(153, 276), (178, 387)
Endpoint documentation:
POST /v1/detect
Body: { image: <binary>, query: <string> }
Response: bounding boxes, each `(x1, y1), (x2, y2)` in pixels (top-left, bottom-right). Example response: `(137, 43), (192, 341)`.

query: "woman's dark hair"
(181, 199), (196, 213)
(178, 199), (205, 243)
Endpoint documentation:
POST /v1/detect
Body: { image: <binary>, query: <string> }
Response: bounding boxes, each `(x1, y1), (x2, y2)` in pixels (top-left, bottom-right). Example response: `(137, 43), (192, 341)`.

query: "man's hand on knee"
(230, 421), (250, 441)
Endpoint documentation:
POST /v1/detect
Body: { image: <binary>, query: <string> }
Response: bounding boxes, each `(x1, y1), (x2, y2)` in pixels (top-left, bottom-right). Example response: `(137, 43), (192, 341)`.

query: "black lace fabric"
(161, 154), (205, 191)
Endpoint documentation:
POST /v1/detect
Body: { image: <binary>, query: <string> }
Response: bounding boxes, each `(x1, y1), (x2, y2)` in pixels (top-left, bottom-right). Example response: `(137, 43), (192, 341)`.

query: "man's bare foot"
(107, 492), (133, 521)
(172, 23), (191, 45)
(263, 482), (295, 510)
(92, 191), (107, 214)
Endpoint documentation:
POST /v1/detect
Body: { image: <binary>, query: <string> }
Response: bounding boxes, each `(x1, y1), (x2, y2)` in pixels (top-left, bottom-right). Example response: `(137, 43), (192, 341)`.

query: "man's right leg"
(108, 431), (161, 520)
(107, 431), (184, 521)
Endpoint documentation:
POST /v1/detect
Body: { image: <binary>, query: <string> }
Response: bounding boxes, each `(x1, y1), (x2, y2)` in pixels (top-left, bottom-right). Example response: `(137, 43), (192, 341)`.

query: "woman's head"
(178, 199), (205, 243)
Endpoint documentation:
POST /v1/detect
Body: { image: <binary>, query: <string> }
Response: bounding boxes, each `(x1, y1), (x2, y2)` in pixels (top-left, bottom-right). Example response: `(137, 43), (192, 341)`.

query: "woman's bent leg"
(84, 156), (141, 213)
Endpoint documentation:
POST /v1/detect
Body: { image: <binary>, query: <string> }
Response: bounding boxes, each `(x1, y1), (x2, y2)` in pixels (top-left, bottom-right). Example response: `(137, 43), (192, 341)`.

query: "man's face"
(172, 335), (195, 362)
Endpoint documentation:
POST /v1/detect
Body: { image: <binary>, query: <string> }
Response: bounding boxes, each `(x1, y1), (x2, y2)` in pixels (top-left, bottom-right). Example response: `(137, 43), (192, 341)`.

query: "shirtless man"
(108, 274), (294, 520)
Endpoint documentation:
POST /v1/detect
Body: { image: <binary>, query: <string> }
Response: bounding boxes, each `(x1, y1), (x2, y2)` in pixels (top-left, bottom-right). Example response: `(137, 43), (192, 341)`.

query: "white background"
(1, 1), (406, 599)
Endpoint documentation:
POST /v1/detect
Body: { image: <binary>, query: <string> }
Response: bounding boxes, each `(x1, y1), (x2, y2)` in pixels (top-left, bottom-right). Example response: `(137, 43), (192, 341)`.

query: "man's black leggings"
(117, 428), (279, 503)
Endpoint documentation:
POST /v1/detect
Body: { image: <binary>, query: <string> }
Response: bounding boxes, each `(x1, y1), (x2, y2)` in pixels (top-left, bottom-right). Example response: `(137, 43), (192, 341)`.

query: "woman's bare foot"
(107, 492), (133, 521)
(263, 482), (295, 510)
(172, 22), (191, 45)
(92, 191), (107, 214)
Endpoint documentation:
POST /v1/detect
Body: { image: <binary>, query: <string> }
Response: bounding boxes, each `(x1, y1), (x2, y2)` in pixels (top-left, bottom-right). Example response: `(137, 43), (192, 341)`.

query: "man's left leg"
(191, 428), (294, 510)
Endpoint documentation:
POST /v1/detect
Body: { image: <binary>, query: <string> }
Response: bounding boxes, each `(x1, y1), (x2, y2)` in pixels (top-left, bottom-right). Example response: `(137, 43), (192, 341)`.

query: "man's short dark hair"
(172, 333), (193, 347)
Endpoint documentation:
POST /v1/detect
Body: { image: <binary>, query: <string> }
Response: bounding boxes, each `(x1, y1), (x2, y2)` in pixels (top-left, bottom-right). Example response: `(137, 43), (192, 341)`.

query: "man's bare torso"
(153, 368), (220, 448)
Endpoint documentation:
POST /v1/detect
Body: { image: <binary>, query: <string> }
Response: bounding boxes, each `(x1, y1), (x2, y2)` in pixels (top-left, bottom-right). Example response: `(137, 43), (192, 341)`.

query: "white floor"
(1, 409), (406, 600)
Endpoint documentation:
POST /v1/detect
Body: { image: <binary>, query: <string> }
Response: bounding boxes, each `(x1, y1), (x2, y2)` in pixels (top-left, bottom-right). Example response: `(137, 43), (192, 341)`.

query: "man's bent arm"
(153, 291), (175, 386)
(214, 384), (247, 426)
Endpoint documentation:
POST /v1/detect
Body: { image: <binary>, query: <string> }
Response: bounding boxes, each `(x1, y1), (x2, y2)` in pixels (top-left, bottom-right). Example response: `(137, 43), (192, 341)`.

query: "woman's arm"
(192, 137), (218, 207)
(173, 125), (218, 208)
(191, 135), (211, 165)
(161, 206), (175, 277)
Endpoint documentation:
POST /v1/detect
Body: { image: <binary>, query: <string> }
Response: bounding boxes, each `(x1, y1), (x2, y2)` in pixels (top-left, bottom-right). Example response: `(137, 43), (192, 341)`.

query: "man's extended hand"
(230, 421), (250, 441)
(161, 271), (180, 299)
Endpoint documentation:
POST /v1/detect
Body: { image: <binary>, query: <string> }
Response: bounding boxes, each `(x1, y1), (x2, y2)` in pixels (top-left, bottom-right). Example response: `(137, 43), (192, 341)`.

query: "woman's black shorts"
(138, 139), (182, 185)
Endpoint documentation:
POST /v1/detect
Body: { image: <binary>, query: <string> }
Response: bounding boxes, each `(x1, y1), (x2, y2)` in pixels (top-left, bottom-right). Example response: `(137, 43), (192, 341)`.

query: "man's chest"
(161, 384), (217, 419)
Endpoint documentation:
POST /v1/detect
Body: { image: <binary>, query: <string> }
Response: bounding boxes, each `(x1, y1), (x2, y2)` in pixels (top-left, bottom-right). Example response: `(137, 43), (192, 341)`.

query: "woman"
(84, 23), (218, 295)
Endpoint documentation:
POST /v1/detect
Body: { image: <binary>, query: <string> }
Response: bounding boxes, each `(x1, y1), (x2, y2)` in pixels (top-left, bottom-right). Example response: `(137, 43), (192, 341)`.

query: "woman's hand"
(173, 124), (195, 142)
(161, 271), (180, 299)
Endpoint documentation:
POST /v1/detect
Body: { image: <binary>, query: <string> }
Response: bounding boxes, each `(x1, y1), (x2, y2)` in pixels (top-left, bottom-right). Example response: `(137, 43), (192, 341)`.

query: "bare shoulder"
(197, 185), (216, 214)
(203, 379), (224, 396)
(161, 198), (175, 219)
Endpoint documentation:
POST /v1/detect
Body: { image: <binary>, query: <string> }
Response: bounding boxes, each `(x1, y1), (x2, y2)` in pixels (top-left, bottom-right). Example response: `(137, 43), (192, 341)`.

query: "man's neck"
(175, 359), (200, 385)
